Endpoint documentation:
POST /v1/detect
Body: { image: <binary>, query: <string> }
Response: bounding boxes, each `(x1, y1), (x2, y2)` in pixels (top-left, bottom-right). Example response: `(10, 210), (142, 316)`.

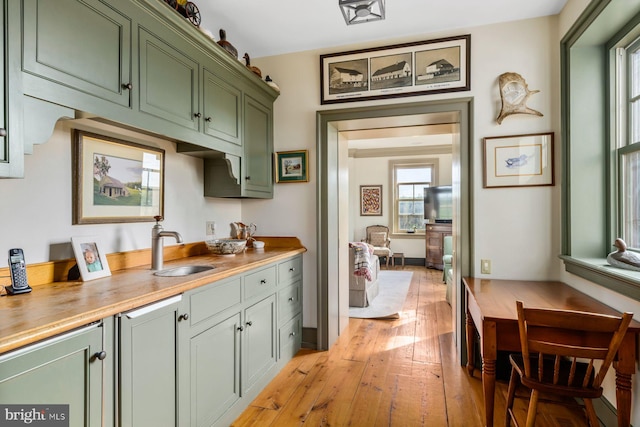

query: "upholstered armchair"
(364, 225), (392, 267)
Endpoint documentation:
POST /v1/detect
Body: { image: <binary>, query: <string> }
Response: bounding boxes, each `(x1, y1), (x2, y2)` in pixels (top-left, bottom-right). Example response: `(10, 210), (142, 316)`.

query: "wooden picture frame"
(73, 130), (165, 224)
(360, 185), (383, 216)
(483, 132), (554, 188)
(320, 34), (470, 104)
(71, 236), (112, 281)
(275, 150), (309, 183)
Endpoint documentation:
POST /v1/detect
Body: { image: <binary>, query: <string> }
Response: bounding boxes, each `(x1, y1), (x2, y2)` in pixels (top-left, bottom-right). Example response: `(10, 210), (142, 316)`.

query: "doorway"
(316, 98), (472, 364)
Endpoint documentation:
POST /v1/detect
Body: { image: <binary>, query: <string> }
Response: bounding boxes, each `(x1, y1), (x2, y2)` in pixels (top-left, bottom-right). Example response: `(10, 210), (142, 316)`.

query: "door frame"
(316, 98), (473, 362)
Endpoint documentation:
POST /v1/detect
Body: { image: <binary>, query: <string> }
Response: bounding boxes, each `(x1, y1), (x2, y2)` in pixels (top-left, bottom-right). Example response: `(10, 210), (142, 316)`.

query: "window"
(391, 161), (434, 233)
(621, 40), (640, 249)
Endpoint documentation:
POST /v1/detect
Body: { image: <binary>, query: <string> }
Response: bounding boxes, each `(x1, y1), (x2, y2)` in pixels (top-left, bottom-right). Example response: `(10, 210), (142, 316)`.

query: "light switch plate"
(206, 221), (216, 236)
(481, 259), (491, 274)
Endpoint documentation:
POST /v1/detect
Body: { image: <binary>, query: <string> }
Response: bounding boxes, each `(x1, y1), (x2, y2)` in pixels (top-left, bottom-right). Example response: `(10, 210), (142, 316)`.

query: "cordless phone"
(6, 248), (32, 295)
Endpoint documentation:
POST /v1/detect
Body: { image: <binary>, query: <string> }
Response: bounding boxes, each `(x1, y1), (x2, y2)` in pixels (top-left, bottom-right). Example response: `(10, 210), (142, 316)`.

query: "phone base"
(5, 284), (32, 295)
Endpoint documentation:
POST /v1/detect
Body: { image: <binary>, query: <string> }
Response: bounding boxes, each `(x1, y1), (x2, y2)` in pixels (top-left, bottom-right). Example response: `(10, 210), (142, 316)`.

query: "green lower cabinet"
(242, 294), (277, 395)
(279, 313), (302, 361)
(181, 310), (242, 427)
(0, 322), (107, 426)
(118, 295), (186, 427)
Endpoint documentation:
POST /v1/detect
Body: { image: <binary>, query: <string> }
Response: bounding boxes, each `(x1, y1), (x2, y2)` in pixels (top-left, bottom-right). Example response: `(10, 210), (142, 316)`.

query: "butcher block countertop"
(0, 237), (306, 355)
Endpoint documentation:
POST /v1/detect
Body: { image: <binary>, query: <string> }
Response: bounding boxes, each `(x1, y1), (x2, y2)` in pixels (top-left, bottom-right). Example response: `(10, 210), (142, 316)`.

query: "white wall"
(250, 15), (560, 329)
(0, 119), (241, 266)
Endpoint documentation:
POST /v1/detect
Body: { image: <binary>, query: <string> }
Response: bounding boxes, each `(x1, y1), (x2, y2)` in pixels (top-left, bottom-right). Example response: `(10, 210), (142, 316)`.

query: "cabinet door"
(0, 0), (24, 178)
(139, 28), (199, 131)
(183, 311), (242, 427)
(22, 0), (132, 107)
(203, 68), (242, 148)
(0, 323), (105, 426)
(119, 296), (185, 427)
(243, 294), (277, 394)
(243, 94), (273, 197)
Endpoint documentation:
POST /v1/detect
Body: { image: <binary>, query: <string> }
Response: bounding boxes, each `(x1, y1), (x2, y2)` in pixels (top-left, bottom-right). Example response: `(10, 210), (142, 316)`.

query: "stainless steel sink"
(153, 265), (215, 277)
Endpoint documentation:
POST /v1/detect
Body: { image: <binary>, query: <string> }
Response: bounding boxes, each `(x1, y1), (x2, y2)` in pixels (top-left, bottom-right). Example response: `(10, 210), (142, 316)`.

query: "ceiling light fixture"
(339, 0), (385, 26)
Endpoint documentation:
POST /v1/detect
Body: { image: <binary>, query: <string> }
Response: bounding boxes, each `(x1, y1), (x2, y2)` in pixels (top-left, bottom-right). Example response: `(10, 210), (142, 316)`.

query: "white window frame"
(389, 159), (438, 235)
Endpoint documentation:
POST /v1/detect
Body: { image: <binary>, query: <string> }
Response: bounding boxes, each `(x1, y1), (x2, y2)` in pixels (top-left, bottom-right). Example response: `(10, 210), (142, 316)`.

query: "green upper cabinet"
(0, 0), (24, 178)
(22, 0), (132, 108)
(138, 27), (199, 132)
(203, 68), (242, 147)
(243, 93), (273, 196)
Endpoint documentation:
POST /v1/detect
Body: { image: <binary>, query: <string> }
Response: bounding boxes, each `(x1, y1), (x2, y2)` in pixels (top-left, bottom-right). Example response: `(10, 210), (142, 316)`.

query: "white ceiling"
(193, 0), (568, 58)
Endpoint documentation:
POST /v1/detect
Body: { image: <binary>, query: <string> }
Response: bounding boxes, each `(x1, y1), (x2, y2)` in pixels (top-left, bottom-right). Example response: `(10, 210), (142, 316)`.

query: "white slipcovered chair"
(364, 225), (392, 267)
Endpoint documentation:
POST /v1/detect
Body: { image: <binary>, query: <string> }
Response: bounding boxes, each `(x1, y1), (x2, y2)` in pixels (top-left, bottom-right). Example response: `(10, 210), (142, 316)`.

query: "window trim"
(389, 158), (439, 236)
(561, 0), (640, 301)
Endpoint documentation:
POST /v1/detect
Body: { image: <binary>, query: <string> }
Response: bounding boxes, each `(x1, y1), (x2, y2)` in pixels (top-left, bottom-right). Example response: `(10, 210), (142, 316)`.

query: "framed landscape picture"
(73, 130), (165, 224)
(275, 150), (309, 183)
(320, 34), (470, 104)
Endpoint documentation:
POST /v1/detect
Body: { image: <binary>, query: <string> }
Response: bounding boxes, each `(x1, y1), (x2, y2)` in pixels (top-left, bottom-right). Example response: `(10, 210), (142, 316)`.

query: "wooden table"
(463, 277), (640, 427)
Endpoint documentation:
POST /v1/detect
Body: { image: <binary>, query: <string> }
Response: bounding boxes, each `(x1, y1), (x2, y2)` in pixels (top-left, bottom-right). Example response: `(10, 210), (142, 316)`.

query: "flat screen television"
(424, 186), (453, 224)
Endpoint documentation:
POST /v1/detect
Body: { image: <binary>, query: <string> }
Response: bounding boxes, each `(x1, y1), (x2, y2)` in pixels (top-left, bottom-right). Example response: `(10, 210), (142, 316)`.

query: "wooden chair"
(505, 300), (633, 427)
(364, 225), (392, 267)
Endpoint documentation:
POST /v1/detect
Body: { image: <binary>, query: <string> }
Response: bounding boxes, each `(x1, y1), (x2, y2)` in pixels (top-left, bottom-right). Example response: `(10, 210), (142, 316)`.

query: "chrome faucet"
(151, 216), (183, 270)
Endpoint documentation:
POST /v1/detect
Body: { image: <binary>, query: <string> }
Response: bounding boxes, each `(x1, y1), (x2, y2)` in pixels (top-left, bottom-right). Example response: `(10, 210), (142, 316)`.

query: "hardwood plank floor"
(233, 266), (590, 426)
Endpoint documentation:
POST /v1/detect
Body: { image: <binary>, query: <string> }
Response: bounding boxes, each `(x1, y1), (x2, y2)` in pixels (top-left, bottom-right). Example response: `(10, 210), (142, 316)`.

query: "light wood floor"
(233, 266), (589, 426)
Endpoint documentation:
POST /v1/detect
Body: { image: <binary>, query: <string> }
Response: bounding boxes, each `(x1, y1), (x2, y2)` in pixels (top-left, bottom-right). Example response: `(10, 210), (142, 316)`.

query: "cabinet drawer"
(279, 314), (301, 361)
(189, 277), (241, 325)
(278, 282), (301, 324)
(278, 256), (302, 286)
(244, 266), (276, 300)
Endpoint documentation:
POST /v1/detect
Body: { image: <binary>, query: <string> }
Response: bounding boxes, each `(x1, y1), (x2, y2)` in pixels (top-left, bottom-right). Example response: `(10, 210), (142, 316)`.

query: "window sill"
(560, 255), (640, 301)
(392, 232), (425, 238)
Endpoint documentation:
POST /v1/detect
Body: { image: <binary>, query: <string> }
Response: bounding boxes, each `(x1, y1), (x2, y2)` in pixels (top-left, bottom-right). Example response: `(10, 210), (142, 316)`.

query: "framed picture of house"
(72, 130), (165, 224)
(275, 150), (309, 183)
(360, 185), (383, 216)
(320, 34), (470, 104)
(483, 132), (554, 188)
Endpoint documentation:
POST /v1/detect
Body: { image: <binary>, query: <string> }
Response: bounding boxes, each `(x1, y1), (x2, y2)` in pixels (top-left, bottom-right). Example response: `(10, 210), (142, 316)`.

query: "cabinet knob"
(289, 267), (295, 272)
(289, 332), (296, 337)
(178, 313), (189, 321)
(194, 112), (202, 118)
(260, 279), (266, 284)
(94, 350), (107, 361)
(246, 321), (253, 326)
(237, 326), (244, 332)
(0, 128), (6, 137)
(122, 83), (133, 90)
(245, 176), (251, 180)
(288, 297), (294, 302)
(205, 116), (212, 122)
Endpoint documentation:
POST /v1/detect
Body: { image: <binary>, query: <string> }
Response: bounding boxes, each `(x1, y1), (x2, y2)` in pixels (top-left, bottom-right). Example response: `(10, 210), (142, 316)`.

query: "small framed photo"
(483, 132), (554, 188)
(73, 130), (165, 224)
(360, 185), (383, 216)
(275, 150), (309, 183)
(71, 236), (112, 281)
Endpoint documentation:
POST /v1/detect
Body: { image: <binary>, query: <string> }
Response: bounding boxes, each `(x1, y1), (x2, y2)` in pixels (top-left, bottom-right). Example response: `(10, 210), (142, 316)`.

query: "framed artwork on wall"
(275, 150), (309, 183)
(320, 34), (470, 104)
(483, 132), (554, 188)
(360, 185), (383, 216)
(72, 130), (165, 224)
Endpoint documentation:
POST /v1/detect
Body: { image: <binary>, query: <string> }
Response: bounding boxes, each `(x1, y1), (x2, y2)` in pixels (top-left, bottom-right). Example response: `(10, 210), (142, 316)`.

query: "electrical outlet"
(205, 221), (216, 236)
(481, 259), (491, 274)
